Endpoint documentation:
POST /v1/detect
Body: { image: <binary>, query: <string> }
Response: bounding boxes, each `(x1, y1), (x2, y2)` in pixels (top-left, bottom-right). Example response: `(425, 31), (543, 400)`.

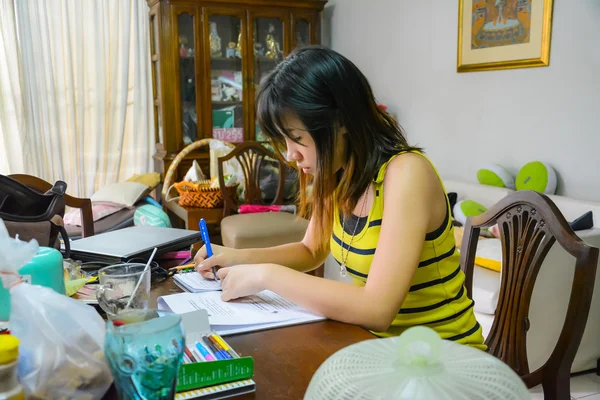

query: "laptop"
(68, 226), (201, 263)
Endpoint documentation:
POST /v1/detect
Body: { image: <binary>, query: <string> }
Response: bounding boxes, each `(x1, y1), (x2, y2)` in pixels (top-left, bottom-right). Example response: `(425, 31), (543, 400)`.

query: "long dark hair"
(256, 46), (421, 253)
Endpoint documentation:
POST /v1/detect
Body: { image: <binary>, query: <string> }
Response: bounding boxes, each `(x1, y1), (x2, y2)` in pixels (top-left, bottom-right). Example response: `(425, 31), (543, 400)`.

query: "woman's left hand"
(216, 263), (277, 301)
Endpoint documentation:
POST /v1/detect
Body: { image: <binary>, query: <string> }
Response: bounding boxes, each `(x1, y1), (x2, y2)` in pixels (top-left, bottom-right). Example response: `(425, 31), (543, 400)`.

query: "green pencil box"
(177, 310), (254, 392)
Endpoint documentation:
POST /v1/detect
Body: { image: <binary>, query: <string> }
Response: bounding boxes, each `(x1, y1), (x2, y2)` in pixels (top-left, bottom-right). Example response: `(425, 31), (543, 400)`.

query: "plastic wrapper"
(0, 220), (112, 399)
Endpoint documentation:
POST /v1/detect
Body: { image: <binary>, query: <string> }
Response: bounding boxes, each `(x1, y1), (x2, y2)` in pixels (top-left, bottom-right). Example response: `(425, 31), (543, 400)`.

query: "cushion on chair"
(63, 202), (126, 226)
(221, 212), (309, 249)
(91, 182), (150, 207)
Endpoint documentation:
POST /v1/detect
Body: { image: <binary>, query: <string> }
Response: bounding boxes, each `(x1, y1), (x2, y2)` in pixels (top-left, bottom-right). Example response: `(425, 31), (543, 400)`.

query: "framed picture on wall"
(457, 0), (554, 73)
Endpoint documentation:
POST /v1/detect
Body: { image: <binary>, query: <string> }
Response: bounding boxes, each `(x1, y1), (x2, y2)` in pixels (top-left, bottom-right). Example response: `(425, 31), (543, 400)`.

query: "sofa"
(445, 179), (600, 374)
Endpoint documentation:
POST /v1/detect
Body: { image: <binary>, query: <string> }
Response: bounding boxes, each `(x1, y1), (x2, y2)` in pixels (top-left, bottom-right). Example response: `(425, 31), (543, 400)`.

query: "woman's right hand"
(194, 244), (243, 280)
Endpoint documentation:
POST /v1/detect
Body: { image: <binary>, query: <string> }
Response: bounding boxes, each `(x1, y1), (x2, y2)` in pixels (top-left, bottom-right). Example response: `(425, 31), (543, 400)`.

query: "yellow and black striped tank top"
(330, 151), (486, 350)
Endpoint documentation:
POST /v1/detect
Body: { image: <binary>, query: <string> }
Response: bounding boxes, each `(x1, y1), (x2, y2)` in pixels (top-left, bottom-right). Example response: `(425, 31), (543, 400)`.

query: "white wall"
(323, 0), (600, 201)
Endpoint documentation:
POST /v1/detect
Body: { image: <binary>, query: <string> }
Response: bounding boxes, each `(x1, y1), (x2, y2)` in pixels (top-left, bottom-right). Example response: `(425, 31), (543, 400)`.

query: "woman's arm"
(218, 154), (445, 332)
(240, 217), (329, 272)
(197, 217), (329, 273)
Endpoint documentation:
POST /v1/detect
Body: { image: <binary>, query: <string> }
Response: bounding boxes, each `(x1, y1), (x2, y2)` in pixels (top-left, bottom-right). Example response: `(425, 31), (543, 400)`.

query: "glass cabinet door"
(293, 19), (309, 49)
(204, 10), (246, 143)
(250, 12), (289, 142)
(176, 10), (200, 146)
(292, 12), (318, 49)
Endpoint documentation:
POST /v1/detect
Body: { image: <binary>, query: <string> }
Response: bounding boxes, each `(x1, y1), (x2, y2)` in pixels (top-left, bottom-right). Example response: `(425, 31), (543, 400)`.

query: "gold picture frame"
(457, 0), (554, 73)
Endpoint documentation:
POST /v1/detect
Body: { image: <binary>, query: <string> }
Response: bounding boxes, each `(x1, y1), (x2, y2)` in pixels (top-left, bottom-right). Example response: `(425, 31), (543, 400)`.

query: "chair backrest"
(460, 190), (598, 388)
(217, 141), (288, 216)
(9, 174), (95, 237)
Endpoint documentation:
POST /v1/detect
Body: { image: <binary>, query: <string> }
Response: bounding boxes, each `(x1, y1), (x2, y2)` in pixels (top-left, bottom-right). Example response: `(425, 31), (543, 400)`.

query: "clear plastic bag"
(0, 220), (112, 399)
(12, 284), (113, 399)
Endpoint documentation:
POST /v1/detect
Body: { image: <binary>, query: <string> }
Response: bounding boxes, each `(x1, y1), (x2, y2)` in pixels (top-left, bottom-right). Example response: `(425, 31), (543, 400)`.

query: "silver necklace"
(339, 184), (370, 277)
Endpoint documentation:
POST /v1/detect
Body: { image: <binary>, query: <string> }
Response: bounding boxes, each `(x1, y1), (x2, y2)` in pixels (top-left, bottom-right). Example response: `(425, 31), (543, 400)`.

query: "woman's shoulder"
(382, 152), (443, 198)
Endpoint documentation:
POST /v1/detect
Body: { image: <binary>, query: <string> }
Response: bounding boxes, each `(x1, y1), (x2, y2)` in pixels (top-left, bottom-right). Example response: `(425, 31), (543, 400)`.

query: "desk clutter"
(104, 309), (255, 399)
(0, 220), (260, 399)
(0, 221), (112, 399)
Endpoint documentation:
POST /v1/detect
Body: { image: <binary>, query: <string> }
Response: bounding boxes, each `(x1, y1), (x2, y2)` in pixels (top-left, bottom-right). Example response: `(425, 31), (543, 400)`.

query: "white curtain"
(0, 0), (26, 175)
(1, 0), (154, 197)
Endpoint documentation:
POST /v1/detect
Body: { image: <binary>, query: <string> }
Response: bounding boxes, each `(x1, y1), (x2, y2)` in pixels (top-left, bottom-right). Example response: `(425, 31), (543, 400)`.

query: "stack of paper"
(158, 290), (326, 335)
(173, 272), (222, 293)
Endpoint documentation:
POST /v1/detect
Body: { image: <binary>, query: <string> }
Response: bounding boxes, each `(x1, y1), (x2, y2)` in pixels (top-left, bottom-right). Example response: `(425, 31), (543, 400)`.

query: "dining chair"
(217, 141), (323, 277)
(460, 190), (598, 400)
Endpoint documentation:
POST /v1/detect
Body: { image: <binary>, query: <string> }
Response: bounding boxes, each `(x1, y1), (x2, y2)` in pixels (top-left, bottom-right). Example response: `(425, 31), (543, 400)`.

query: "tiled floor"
(529, 372), (600, 399)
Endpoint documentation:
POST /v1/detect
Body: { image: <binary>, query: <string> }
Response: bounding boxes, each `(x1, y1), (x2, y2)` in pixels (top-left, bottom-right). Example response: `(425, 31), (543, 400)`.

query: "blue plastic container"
(0, 247), (65, 321)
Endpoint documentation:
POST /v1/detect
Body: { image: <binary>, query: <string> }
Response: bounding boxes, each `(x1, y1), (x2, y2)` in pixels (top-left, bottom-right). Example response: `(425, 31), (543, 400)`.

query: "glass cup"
(104, 309), (185, 400)
(96, 263), (150, 320)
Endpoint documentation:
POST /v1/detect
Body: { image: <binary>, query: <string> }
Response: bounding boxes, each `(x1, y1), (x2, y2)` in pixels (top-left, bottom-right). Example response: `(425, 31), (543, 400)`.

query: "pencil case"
(176, 310), (254, 392)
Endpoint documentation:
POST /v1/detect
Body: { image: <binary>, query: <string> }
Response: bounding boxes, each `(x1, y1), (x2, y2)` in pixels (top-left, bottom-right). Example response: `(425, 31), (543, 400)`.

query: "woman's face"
(281, 113), (346, 175)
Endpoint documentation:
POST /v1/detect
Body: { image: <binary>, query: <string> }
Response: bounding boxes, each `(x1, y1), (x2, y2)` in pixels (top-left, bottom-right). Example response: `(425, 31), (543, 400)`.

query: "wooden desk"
(151, 279), (375, 399)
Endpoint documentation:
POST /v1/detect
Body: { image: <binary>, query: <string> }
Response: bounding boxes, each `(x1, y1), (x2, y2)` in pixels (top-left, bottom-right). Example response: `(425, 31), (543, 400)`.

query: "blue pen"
(199, 218), (219, 283)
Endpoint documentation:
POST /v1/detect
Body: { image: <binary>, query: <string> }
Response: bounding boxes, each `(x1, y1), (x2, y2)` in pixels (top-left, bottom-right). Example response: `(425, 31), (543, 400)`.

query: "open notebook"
(173, 271), (222, 293)
(158, 283), (326, 335)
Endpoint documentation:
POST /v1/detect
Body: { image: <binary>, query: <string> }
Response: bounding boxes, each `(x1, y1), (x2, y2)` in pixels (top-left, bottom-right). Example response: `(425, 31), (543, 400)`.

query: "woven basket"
(173, 180), (238, 209)
(162, 139), (237, 209)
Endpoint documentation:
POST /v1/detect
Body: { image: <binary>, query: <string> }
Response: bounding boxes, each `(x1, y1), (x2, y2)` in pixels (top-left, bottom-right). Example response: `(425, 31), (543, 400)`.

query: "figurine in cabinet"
(179, 35), (188, 57)
(209, 21), (222, 57)
(265, 23), (282, 60)
(253, 29), (264, 56)
(226, 42), (236, 58)
(235, 31), (242, 58)
(254, 42), (265, 56)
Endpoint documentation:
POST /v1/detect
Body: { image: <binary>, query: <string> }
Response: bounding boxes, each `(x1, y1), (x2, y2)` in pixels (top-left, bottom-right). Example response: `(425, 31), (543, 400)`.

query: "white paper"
(174, 272), (221, 292)
(157, 290), (323, 326)
(214, 316), (326, 336)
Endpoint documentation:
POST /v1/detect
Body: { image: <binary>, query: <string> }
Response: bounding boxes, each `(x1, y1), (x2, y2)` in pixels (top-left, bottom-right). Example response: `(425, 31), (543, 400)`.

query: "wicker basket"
(173, 180), (238, 209)
(162, 139), (237, 209)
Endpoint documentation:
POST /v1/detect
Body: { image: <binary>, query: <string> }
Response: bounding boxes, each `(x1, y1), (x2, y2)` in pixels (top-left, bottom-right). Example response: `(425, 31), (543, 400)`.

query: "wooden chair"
(161, 138), (236, 233)
(218, 141), (287, 217)
(9, 174), (95, 238)
(460, 190), (598, 400)
(218, 141), (323, 277)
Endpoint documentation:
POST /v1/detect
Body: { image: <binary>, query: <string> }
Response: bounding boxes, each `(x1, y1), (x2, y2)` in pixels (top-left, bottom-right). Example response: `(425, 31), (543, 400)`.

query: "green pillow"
(516, 161), (557, 194)
(453, 200), (488, 226)
(477, 164), (515, 189)
(134, 204), (172, 227)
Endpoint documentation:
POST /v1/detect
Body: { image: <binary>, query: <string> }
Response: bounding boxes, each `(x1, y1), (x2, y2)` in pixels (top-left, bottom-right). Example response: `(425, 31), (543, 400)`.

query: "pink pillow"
(63, 202), (126, 226)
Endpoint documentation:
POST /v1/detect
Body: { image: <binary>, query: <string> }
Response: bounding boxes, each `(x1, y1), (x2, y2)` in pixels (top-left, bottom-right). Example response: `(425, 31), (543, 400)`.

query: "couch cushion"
(443, 180), (514, 209)
(221, 212), (308, 249)
(472, 264), (500, 315)
(547, 194), (600, 228)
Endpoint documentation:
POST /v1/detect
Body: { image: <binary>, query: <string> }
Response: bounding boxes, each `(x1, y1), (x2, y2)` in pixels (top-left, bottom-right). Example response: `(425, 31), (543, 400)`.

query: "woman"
(196, 46), (485, 349)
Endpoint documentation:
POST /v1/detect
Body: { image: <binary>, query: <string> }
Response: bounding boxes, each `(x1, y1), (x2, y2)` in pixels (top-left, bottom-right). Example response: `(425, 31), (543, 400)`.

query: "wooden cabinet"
(146, 0), (327, 182)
